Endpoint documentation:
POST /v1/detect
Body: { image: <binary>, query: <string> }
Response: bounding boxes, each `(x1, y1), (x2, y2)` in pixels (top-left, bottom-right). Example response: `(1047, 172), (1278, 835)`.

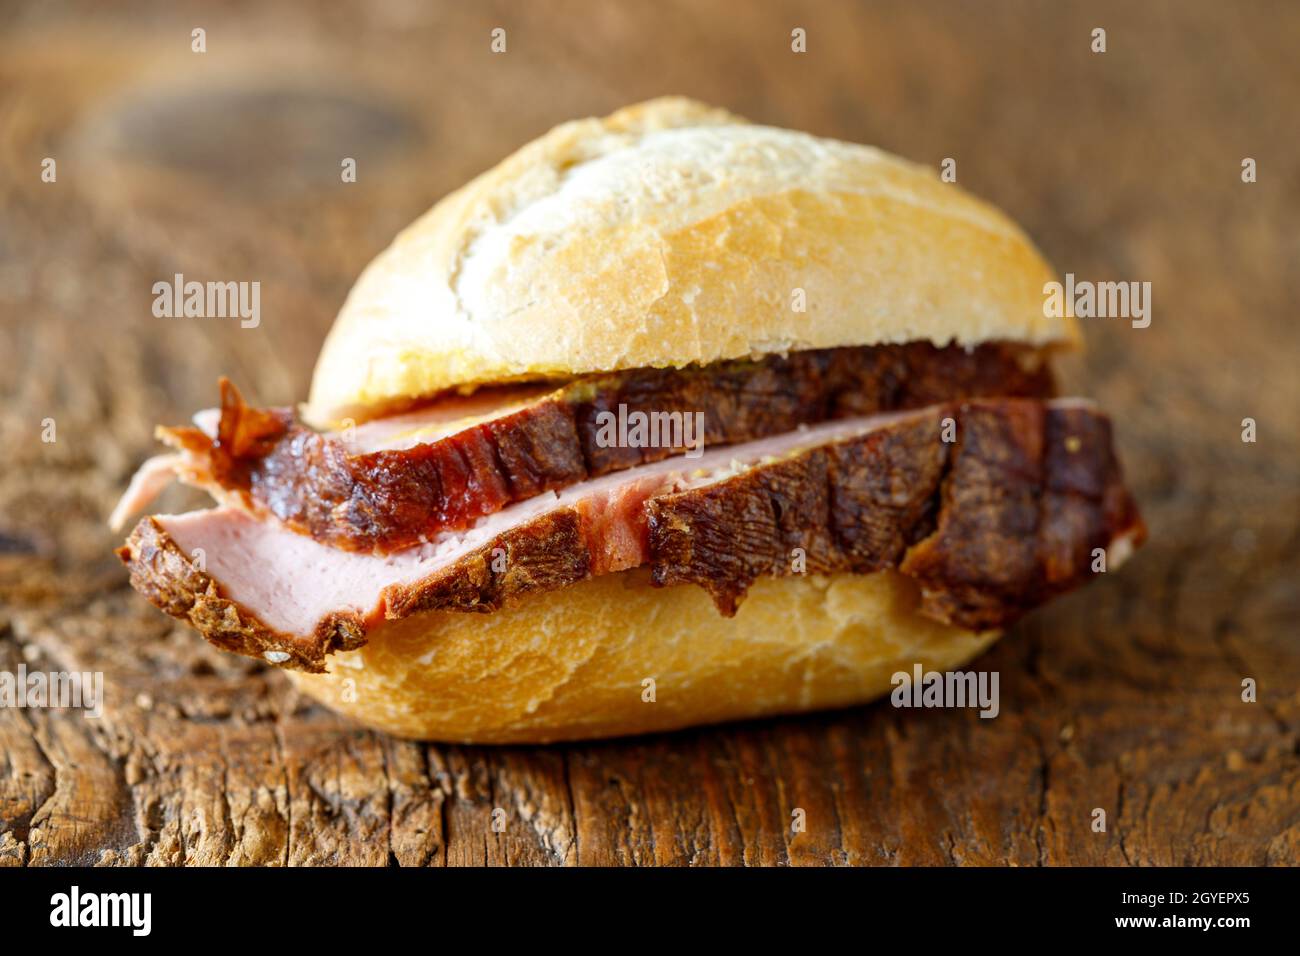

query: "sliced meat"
(120, 412), (908, 669)
(651, 399), (1145, 628)
(647, 408), (952, 611)
(108, 454), (185, 532)
(138, 342), (1053, 553)
(117, 400), (1144, 672)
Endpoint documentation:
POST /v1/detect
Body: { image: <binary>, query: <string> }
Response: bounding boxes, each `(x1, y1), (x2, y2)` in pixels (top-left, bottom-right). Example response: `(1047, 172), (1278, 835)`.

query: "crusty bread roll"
(287, 568), (998, 743)
(305, 97), (1076, 427)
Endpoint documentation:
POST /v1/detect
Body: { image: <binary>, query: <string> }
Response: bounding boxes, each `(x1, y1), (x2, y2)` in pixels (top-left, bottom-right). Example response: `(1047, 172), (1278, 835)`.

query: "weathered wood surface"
(1, 0), (1297, 866)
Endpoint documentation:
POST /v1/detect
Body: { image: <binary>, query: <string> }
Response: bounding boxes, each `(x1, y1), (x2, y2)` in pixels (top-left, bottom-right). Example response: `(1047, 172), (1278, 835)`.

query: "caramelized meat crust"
(163, 343), (1053, 553)
(650, 401), (1144, 628)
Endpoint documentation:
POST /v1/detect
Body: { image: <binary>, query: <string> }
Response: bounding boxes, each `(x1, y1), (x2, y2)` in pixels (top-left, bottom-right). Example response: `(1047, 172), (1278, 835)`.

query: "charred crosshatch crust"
(162, 342), (1053, 554)
(120, 399), (1144, 672)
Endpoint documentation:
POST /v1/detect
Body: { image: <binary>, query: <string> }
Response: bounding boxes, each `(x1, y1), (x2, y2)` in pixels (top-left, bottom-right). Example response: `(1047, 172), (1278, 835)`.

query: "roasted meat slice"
(128, 342), (1053, 553)
(118, 399), (1144, 672)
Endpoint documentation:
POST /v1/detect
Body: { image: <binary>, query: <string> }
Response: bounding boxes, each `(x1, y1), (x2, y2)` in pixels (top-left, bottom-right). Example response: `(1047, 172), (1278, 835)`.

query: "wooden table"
(2, 0), (1296, 866)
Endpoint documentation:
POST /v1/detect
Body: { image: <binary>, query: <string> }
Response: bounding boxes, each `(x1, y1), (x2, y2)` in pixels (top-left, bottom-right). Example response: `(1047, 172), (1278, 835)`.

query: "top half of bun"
(305, 97), (1077, 427)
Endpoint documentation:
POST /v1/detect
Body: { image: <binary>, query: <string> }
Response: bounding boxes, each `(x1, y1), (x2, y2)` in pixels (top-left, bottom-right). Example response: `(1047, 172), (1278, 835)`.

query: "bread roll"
(305, 97), (1075, 426)
(287, 568), (999, 743)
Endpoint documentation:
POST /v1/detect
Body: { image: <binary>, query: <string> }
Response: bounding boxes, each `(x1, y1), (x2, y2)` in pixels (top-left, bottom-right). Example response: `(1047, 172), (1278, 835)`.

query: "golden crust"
(287, 569), (1001, 744)
(305, 97), (1076, 426)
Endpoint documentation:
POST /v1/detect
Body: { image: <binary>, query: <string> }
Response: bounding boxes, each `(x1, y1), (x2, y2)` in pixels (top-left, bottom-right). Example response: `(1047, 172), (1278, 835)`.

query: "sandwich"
(113, 97), (1145, 743)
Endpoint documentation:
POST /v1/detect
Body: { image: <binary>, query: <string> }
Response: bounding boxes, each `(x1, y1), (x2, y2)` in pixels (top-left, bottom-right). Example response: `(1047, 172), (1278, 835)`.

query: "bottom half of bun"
(287, 569), (1001, 743)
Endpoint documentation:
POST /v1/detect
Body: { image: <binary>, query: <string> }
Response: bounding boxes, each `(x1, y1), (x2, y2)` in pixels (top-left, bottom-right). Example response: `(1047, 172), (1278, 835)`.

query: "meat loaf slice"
(118, 400), (1143, 672)
(145, 342), (1052, 553)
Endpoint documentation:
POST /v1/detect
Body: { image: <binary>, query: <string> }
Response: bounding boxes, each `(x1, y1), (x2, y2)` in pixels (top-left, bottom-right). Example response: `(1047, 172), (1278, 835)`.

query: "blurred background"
(0, 1), (1296, 865)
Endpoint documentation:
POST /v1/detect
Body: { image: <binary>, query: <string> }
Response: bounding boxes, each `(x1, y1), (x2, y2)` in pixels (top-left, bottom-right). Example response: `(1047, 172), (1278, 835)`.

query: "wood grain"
(1, 0), (1296, 866)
